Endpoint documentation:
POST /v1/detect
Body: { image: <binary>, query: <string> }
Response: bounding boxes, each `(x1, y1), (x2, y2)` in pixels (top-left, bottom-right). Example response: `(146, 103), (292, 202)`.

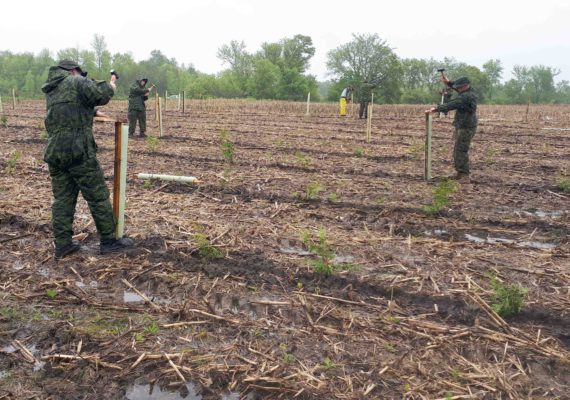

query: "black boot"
(55, 240), (81, 259)
(100, 237), (135, 255)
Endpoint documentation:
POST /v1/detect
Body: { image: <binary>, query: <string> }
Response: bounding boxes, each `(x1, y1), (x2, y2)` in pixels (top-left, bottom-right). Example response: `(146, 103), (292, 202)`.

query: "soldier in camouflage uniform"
(42, 60), (134, 259)
(428, 76), (478, 183)
(358, 81), (376, 119)
(128, 76), (152, 137)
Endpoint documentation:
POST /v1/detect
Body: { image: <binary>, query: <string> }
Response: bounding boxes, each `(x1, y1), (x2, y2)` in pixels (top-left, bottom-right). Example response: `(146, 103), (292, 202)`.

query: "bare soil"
(1, 99), (569, 399)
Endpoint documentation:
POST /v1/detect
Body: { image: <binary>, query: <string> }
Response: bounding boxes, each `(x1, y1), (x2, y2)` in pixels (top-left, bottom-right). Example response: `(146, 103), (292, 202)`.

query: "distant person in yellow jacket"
(339, 86), (353, 116)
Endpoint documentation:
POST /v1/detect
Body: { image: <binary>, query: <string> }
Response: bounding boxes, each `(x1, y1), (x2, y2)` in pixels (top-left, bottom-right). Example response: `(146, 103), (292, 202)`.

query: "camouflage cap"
(452, 77), (470, 88)
(58, 60), (83, 73)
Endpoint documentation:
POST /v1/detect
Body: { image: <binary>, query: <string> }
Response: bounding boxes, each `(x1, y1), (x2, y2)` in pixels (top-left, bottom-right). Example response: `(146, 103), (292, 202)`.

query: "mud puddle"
(465, 233), (555, 249)
(125, 381), (202, 400)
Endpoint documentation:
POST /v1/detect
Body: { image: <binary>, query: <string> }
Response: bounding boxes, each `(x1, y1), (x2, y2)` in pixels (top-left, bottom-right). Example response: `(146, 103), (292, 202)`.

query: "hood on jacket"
(41, 66), (70, 94)
(136, 76), (148, 86)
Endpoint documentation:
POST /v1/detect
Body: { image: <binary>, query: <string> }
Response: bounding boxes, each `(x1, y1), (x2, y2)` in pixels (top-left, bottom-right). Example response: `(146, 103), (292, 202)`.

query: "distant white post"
(158, 97), (163, 137)
(306, 92), (310, 115)
(12, 89), (16, 109)
(165, 90), (168, 111)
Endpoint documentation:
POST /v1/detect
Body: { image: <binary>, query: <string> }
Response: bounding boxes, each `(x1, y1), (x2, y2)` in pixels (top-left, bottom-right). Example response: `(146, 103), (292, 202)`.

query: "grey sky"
(3, 0), (570, 82)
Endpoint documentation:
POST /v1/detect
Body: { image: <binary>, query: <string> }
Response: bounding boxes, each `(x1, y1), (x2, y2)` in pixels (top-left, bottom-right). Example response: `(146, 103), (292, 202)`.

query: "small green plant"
(322, 357), (335, 370)
(490, 276), (528, 317)
(353, 148), (365, 158)
(193, 233), (222, 259)
(408, 142), (425, 160)
(296, 281), (304, 290)
(295, 151), (310, 167)
(134, 332), (145, 342)
(444, 392), (454, 400)
(485, 147), (497, 165)
(4, 150), (22, 173)
(0, 115), (7, 128)
(220, 129), (234, 164)
(302, 228), (336, 275)
(423, 178), (459, 215)
(144, 320), (160, 335)
(142, 179), (151, 189)
(40, 130), (48, 141)
(305, 181), (323, 200)
(556, 172), (570, 193)
(0, 307), (18, 321)
(146, 135), (159, 152)
(283, 353), (295, 364)
(450, 367), (462, 380)
(46, 288), (58, 299)
(327, 192), (338, 203)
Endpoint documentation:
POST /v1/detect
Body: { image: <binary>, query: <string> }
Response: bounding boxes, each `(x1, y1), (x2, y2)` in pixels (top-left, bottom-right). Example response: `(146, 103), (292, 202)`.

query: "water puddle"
(497, 207), (565, 219)
(465, 234), (555, 249)
(424, 229), (448, 236)
(1, 345), (16, 353)
(125, 382), (203, 400)
(75, 281), (99, 289)
(333, 255), (354, 264)
(123, 291), (171, 305)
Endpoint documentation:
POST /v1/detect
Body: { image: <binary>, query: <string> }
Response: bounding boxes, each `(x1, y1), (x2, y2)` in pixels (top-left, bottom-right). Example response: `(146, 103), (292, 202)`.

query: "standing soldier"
(338, 85), (353, 117)
(358, 81), (376, 119)
(128, 76), (153, 137)
(427, 75), (478, 183)
(42, 60), (134, 258)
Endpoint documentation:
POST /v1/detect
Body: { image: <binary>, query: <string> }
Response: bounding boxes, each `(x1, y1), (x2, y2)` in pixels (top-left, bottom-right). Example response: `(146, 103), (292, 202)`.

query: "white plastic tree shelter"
(12, 89), (16, 109)
(113, 122), (129, 238)
(424, 113), (433, 181)
(138, 173), (197, 183)
(306, 92), (310, 115)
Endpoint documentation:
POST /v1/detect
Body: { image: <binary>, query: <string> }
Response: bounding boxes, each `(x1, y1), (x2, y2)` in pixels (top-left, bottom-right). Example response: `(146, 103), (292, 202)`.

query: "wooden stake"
(178, 92), (181, 111)
(182, 91), (185, 113)
(366, 104), (372, 143)
(306, 92), (310, 115)
(164, 90), (168, 111)
(424, 112), (433, 181)
(12, 89), (16, 109)
(0, 94), (3, 113)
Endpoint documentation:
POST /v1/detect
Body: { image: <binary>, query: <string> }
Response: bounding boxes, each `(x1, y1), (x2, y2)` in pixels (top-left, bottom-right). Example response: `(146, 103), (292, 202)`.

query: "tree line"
(1, 33), (569, 104)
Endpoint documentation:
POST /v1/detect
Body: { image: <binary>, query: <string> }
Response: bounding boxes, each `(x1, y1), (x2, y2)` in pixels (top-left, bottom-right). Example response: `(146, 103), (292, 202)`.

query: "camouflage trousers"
(128, 110), (146, 135)
(48, 157), (116, 247)
(453, 126), (477, 174)
(359, 101), (370, 119)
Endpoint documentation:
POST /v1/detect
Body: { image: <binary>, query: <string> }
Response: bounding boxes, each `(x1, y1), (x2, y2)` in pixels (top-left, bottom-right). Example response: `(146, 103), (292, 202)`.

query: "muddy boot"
(454, 173), (471, 184)
(55, 240), (81, 259)
(139, 132), (147, 138)
(100, 237), (135, 255)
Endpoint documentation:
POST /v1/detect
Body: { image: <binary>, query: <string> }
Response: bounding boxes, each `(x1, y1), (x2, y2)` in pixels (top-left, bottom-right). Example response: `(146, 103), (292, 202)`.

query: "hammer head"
(110, 69), (119, 80)
(437, 68), (445, 73)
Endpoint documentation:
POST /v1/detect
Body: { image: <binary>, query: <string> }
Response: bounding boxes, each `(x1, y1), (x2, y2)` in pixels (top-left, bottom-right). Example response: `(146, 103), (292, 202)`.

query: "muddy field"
(1, 99), (569, 399)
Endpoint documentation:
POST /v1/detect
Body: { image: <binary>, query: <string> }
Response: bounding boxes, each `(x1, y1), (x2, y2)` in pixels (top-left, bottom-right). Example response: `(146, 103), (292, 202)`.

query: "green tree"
(326, 33), (401, 103)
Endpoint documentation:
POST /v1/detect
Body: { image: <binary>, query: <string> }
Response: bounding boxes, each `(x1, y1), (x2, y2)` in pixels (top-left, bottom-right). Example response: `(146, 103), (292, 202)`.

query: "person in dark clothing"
(358, 81), (376, 119)
(42, 60), (134, 258)
(427, 75), (478, 183)
(128, 76), (154, 137)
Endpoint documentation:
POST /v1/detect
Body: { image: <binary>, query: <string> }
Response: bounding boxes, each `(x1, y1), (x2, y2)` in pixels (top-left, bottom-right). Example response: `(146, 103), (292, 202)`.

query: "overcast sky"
(3, 0), (570, 82)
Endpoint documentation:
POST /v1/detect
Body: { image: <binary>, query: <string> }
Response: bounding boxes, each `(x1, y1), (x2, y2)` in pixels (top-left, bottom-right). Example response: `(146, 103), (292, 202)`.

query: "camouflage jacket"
(357, 82), (376, 102)
(42, 67), (114, 166)
(436, 89), (478, 128)
(128, 83), (149, 111)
